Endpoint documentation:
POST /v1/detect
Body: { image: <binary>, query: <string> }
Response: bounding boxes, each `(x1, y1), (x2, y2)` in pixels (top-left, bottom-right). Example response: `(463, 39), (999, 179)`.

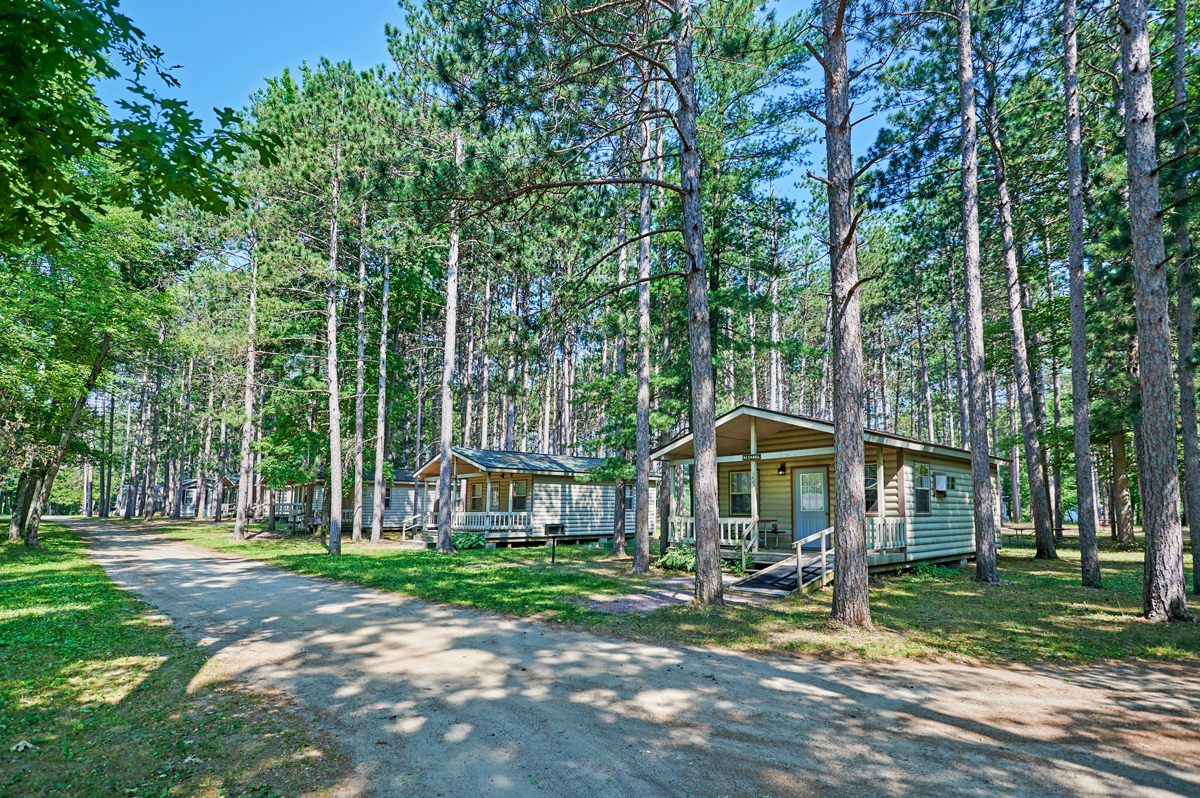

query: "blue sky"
(104, 0), (876, 204)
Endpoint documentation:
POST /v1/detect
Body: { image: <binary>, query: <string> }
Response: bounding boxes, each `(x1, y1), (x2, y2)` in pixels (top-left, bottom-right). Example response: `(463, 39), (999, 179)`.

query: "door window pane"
(800, 473), (824, 511)
(730, 472), (752, 515)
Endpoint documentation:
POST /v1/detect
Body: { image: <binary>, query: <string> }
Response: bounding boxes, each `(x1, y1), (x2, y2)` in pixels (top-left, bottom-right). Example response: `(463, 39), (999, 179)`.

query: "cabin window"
(624, 484), (634, 512)
(865, 464), (878, 514)
(512, 480), (528, 511)
(384, 487), (392, 510)
(470, 483), (484, 512)
(913, 463), (931, 514)
(730, 472), (752, 515)
(490, 484), (500, 511)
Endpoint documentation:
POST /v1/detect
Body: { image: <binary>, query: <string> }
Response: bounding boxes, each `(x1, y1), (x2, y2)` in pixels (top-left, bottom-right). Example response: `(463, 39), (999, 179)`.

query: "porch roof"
(650, 405), (1009, 465)
(415, 447), (611, 479)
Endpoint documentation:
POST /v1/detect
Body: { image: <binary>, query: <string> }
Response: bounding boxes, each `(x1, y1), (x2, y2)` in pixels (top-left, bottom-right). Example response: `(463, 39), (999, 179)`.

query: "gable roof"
(415, 447), (611, 478)
(650, 405), (1010, 465)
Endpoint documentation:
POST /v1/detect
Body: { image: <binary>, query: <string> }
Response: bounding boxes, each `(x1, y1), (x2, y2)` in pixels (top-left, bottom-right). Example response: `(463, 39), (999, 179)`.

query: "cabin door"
(793, 468), (829, 550)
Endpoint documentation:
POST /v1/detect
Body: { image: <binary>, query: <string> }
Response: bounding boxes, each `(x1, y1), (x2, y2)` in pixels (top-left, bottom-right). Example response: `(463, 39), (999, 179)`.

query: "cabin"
(651, 405), (1005, 588)
(271, 472), (437, 533)
(414, 447), (657, 544)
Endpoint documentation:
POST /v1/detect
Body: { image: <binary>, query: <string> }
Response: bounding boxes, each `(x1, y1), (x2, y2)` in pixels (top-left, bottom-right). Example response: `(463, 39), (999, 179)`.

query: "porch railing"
(794, 526), (834, 589)
(422, 511), (533, 532)
(865, 517), (907, 550)
(668, 516), (760, 553)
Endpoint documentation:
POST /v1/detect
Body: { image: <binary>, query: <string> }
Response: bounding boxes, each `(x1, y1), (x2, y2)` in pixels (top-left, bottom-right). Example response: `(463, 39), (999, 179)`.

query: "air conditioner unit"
(933, 473), (948, 493)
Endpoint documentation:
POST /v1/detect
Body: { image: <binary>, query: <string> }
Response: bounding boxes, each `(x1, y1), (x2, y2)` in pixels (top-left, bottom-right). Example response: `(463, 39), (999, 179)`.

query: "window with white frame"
(865, 464), (878, 514)
(470, 483), (484, 512)
(624, 484), (633, 512)
(730, 472), (752, 515)
(383, 487), (392, 510)
(913, 463), (931, 514)
(512, 480), (528, 511)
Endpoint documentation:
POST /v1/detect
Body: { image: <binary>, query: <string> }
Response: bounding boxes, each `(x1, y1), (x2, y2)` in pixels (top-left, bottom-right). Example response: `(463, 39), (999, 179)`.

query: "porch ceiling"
(655, 412), (813, 460)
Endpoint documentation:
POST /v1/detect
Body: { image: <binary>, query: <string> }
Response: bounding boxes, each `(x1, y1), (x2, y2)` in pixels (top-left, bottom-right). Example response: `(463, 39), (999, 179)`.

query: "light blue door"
(794, 468), (829, 550)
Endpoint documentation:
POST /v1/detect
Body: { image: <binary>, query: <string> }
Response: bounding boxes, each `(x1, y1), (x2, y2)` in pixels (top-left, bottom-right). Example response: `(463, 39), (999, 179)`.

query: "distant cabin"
(414, 447), (657, 544)
(651, 405), (1005, 570)
(272, 472), (436, 533)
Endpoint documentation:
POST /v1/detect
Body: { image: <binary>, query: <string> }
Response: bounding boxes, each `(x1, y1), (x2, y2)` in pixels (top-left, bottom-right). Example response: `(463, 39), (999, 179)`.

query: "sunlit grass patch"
(0, 520), (348, 797)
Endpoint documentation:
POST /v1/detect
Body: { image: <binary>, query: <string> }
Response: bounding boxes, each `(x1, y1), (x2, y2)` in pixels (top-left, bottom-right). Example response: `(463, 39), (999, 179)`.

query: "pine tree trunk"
(197, 368), (214, 520)
(372, 250), (391, 544)
(957, 0), (999, 582)
(1170, 0), (1200, 594)
(631, 83), (654, 575)
(915, 292), (935, 440)
(437, 134), (464, 554)
(984, 96), (1055, 558)
(1111, 430), (1136, 546)
(326, 149), (345, 555)
(480, 276), (492, 449)
(353, 205), (368, 543)
(233, 252), (259, 541)
(674, 0), (721, 605)
(142, 353), (162, 521)
(819, 0), (871, 627)
(173, 358), (193, 519)
(1120, 0), (1191, 619)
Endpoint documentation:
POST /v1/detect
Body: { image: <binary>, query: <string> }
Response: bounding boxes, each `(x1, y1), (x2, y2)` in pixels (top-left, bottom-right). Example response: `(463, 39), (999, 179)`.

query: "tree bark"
(437, 134), (464, 555)
(957, 0), (999, 582)
(372, 249), (391, 544)
(817, 0), (871, 627)
(631, 78), (654, 575)
(233, 250), (259, 541)
(326, 147), (345, 556)
(1120, 0), (1191, 619)
(1169, 0), (1200, 595)
(983, 93), (1055, 559)
(1111, 430), (1136, 546)
(353, 204), (368, 543)
(674, 0), (722, 605)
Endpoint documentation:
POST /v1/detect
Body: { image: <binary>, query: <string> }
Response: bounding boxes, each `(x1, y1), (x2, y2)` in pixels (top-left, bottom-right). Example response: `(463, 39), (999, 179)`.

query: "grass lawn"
(0, 519), (348, 798)
(118, 518), (1196, 665)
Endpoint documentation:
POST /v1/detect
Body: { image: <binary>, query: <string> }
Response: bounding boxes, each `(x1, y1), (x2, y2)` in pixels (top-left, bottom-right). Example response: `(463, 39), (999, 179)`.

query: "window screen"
(730, 472), (752, 515)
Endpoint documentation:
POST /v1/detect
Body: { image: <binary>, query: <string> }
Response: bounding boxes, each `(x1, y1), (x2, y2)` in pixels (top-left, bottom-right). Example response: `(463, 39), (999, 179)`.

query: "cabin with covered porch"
(651, 406), (1005, 584)
(414, 447), (656, 544)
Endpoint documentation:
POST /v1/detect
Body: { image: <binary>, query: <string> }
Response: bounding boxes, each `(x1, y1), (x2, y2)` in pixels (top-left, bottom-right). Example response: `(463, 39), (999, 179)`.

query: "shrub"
(451, 532), (486, 550)
(655, 542), (696, 572)
(901, 561), (960, 582)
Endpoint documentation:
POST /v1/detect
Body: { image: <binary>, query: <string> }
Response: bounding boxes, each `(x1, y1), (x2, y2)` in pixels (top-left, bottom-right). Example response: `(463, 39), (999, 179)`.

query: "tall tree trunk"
(233, 252), (259, 541)
(957, 0), (999, 582)
(505, 290), (517, 449)
(611, 204), (629, 556)
(353, 205), (368, 543)
(1170, 0), (1200, 594)
(768, 194), (782, 412)
(173, 358), (193, 519)
(25, 335), (112, 544)
(1120, 0), (1191, 619)
(914, 291), (935, 440)
(984, 93), (1055, 559)
(817, 0), (871, 627)
(197, 367), (214, 520)
(325, 148), (345, 555)
(437, 134), (464, 554)
(631, 79), (654, 575)
(8, 472), (32, 542)
(674, 0), (721, 604)
(372, 250), (391, 544)
(142, 352), (162, 521)
(480, 275), (492, 449)
(1111, 430), (1136, 545)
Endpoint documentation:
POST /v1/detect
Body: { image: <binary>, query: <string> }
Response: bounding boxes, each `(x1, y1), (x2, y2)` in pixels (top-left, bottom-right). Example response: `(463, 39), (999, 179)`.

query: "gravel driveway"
(74, 519), (1200, 798)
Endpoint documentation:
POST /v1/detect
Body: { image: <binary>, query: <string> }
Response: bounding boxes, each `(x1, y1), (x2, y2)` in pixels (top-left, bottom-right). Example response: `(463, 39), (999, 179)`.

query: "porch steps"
(728, 553), (834, 596)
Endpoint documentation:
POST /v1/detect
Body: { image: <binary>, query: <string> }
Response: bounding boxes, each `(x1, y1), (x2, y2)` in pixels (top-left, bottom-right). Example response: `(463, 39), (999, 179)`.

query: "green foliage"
(654, 542), (696, 572)
(451, 532), (486, 550)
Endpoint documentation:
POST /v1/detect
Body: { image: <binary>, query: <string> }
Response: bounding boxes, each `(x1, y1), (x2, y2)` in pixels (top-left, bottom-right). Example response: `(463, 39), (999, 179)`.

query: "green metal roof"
(453, 447), (610, 474)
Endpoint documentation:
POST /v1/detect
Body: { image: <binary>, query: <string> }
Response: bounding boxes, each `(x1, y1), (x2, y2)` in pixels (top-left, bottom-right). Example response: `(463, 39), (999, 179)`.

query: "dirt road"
(74, 519), (1200, 797)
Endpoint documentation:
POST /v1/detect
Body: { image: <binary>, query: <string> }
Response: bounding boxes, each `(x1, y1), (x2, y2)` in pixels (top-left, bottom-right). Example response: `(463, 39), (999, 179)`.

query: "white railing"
(865, 517), (907, 550)
(423, 511), (532, 532)
(668, 516), (760, 554)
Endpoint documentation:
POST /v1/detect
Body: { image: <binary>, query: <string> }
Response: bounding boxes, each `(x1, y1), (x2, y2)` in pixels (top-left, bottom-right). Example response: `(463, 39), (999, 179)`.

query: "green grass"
(0, 520), (347, 797)
(130, 519), (1198, 665)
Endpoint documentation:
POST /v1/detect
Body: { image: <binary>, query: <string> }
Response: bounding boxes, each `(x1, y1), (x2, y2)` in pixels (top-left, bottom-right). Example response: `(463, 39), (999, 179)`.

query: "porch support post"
(486, 472), (493, 514)
(507, 473), (513, 513)
(668, 462), (677, 521)
(878, 447), (887, 519)
(749, 418), (759, 562)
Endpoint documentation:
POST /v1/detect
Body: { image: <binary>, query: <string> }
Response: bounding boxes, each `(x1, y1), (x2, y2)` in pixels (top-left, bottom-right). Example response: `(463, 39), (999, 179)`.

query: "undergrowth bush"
(451, 532), (486, 550)
(655, 542), (696, 572)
